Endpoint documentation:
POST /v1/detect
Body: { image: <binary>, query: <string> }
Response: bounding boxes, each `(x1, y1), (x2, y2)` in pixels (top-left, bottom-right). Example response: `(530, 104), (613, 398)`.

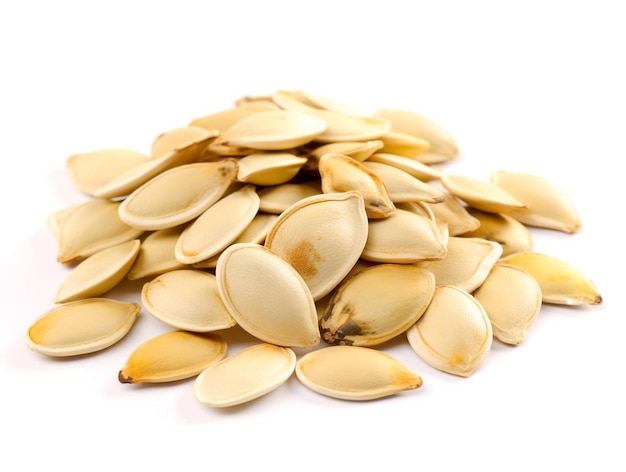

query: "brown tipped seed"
(265, 191), (368, 300)
(407, 285), (493, 377)
(501, 252), (603, 306)
(318, 153), (395, 218)
(296, 345), (423, 401)
(320, 264), (435, 346)
(118, 331), (227, 384)
(194, 343), (296, 407)
(25, 298), (140, 357)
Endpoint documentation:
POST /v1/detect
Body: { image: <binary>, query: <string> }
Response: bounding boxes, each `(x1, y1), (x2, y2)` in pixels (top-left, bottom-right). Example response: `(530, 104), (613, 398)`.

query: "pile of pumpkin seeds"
(25, 90), (603, 406)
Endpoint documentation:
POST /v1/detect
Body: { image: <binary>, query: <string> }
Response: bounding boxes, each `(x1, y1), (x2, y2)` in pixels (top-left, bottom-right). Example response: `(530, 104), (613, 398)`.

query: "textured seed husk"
(141, 270), (236, 332)
(236, 152), (308, 186)
(361, 161), (445, 203)
(118, 160), (238, 231)
(194, 343), (296, 407)
(362, 208), (447, 263)
(296, 345), (423, 401)
(53, 199), (144, 264)
(94, 133), (219, 199)
(309, 141), (384, 162)
(175, 185), (260, 264)
(441, 174), (527, 213)
(150, 126), (217, 159)
(66, 148), (149, 196)
(473, 263), (542, 345)
(501, 252), (602, 305)
(118, 331), (227, 384)
(126, 225), (187, 280)
(462, 208), (533, 257)
(368, 152), (444, 181)
(265, 191), (368, 300)
(374, 108), (459, 163)
(417, 237), (503, 292)
(305, 109), (391, 143)
(257, 181), (321, 214)
(318, 153), (395, 218)
(192, 213), (278, 269)
(216, 243), (320, 348)
(490, 170), (582, 233)
(217, 110), (327, 150)
(424, 192), (481, 236)
(54, 240), (141, 304)
(25, 298), (140, 357)
(378, 130), (431, 158)
(406, 285), (493, 377)
(320, 264), (436, 346)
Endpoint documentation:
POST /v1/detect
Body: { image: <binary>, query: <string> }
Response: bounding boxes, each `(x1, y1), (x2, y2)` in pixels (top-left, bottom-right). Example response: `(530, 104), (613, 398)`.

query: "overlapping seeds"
(25, 89), (603, 409)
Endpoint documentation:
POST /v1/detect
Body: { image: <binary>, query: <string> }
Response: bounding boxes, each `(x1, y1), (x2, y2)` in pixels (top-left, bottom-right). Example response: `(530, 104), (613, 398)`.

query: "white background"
(1, 1), (623, 470)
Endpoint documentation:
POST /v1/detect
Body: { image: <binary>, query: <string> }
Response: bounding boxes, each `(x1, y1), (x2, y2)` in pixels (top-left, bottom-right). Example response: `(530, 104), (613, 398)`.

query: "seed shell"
(118, 331), (227, 384)
(194, 343), (296, 407)
(25, 298), (140, 357)
(295, 345), (423, 401)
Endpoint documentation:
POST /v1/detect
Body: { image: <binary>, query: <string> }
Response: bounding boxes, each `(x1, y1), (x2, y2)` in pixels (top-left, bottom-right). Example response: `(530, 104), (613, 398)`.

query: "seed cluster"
(25, 90), (603, 406)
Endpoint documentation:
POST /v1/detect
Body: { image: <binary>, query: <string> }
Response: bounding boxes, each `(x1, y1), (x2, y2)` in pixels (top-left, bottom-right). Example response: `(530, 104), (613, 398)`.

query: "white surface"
(1, 1), (623, 470)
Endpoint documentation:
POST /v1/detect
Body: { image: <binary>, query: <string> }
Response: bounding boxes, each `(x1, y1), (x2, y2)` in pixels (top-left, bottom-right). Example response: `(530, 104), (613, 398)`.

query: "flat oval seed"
(236, 152), (308, 186)
(501, 252), (603, 306)
(54, 199), (143, 264)
(417, 237), (503, 292)
(362, 209), (447, 263)
(257, 182), (321, 214)
(309, 141), (383, 162)
(216, 243), (320, 348)
(265, 191), (368, 300)
(296, 345), (423, 401)
(377, 130), (431, 158)
(406, 285), (493, 377)
(490, 170), (582, 233)
(118, 160), (238, 231)
(320, 264), (435, 346)
(54, 240), (141, 304)
(473, 263), (542, 345)
(25, 298), (140, 357)
(441, 174), (527, 213)
(66, 148), (148, 196)
(189, 107), (264, 133)
(305, 109), (391, 143)
(318, 153), (395, 218)
(141, 270), (236, 332)
(126, 225), (187, 280)
(94, 132), (219, 199)
(424, 192), (481, 236)
(118, 331), (227, 384)
(175, 184), (260, 264)
(218, 110), (327, 150)
(194, 343), (296, 407)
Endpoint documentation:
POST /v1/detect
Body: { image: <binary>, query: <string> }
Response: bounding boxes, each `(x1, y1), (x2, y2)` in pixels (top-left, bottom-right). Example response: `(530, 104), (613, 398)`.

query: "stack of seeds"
(25, 90), (603, 407)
